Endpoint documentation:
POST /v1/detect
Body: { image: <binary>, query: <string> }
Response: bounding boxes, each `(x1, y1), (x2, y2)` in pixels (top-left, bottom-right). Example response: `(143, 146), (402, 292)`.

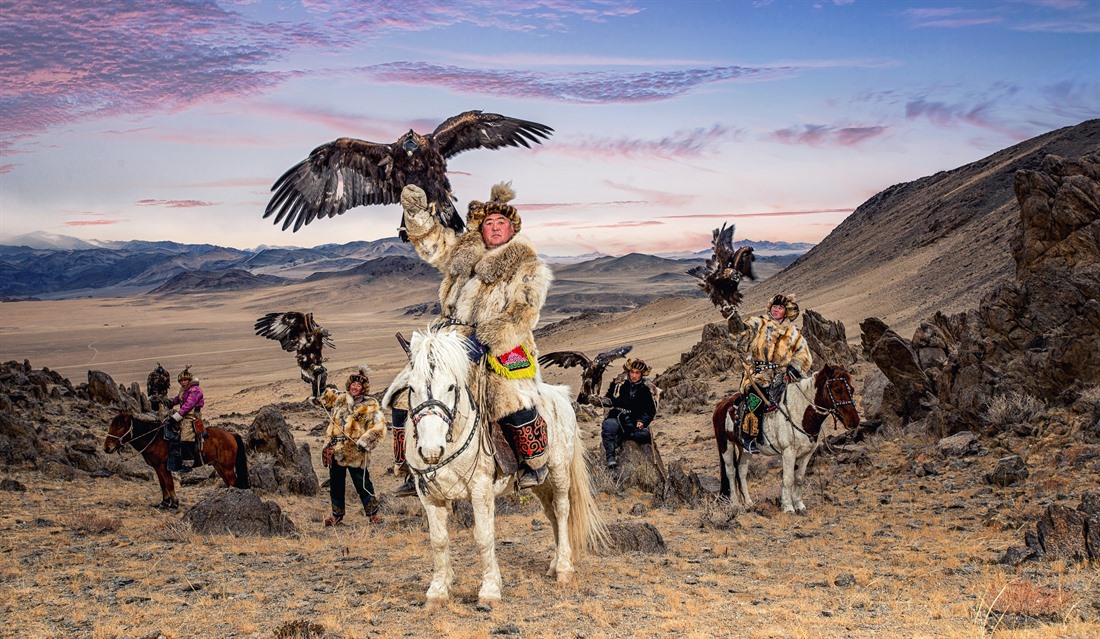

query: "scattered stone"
(986, 455), (1029, 487)
(937, 431), (980, 457)
(0, 477), (26, 491)
(602, 522), (667, 555)
(834, 572), (856, 587)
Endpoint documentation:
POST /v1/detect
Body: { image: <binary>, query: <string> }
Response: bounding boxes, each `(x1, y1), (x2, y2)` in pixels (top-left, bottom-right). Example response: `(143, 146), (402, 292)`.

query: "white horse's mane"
(408, 328), (473, 387)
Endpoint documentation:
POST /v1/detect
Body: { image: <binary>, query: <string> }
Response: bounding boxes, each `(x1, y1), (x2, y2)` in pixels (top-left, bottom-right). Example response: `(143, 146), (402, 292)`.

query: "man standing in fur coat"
(318, 368), (386, 525)
(724, 294), (813, 452)
(396, 181), (553, 489)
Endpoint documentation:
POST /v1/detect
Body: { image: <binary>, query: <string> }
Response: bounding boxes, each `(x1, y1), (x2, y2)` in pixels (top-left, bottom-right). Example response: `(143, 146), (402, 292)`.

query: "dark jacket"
(603, 375), (657, 428)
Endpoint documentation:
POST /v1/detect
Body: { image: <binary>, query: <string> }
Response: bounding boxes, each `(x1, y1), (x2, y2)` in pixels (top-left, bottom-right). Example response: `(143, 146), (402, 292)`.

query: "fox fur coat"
(728, 312), (813, 393)
(319, 388), (386, 469)
(398, 184), (552, 420)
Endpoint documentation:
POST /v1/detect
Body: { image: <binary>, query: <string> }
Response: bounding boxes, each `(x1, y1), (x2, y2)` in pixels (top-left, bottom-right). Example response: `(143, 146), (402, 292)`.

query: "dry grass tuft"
(272, 619), (326, 639)
(152, 516), (196, 543)
(698, 493), (742, 529)
(985, 391), (1045, 429)
(58, 512), (121, 534)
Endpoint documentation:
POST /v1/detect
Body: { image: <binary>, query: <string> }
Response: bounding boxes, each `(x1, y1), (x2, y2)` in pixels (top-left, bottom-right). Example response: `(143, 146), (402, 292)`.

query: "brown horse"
(104, 411), (250, 509)
(713, 363), (859, 514)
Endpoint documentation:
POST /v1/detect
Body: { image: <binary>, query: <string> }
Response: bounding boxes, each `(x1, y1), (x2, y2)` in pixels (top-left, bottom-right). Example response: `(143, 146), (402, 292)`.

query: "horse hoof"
(556, 571), (574, 585)
(477, 595), (501, 608)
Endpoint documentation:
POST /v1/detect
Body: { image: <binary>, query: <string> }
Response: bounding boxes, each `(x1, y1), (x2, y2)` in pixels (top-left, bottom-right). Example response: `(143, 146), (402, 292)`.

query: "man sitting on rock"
(593, 358), (658, 469)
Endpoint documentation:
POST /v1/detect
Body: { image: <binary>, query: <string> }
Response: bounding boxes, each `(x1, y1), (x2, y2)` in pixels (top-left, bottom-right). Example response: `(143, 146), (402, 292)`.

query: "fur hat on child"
(622, 358), (652, 376)
(345, 366), (370, 392)
(466, 182), (521, 233)
(177, 366), (193, 383)
(768, 294), (800, 322)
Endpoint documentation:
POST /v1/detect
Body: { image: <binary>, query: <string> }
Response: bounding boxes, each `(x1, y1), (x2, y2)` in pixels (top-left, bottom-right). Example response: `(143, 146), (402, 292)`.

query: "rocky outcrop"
(655, 322), (740, 414)
(801, 309), (856, 366)
(244, 406), (319, 496)
(862, 153), (1100, 435)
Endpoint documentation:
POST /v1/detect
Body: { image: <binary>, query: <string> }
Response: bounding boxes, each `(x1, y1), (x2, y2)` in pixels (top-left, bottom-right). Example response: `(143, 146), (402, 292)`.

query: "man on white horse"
(398, 181), (554, 489)
(723, 294), (813, 453)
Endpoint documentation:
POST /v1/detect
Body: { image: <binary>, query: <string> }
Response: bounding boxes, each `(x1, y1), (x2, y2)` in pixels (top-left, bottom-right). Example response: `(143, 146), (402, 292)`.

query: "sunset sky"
(2, 0), (1097, 256)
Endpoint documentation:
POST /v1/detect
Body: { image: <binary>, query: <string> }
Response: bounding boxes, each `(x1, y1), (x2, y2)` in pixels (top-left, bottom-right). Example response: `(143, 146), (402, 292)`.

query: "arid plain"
(2, 259), (1099, 639)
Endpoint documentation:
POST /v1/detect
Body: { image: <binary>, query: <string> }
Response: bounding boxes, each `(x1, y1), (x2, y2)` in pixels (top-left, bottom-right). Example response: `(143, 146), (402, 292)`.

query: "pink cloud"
(521, 201), (646, 211)
(65, 219), (124, 226)
(770, 124), (887, 147)
(660, 208), (853, 219)
(0, 164), (17, 174)
(554, 125), (740, 161)
(135, 199), (219, 208)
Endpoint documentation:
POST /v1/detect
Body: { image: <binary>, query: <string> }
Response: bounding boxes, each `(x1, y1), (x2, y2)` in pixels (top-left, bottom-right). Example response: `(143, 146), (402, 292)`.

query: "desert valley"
(1, 121), (1098, 639)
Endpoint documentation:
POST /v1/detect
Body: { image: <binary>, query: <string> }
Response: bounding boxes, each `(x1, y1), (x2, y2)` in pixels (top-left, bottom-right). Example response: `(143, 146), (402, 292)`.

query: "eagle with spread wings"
(686, 223), (756, 312)
(537, 344), (633, 405)
(263, 110), (554, 240)
(254, 311), (334, 398)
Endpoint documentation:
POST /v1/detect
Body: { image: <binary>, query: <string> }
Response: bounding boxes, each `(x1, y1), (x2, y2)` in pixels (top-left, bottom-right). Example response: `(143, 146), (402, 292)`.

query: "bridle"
(406, 359), (482, 476)
(800, 372), (856, 427)
(105, 415), (160, 458)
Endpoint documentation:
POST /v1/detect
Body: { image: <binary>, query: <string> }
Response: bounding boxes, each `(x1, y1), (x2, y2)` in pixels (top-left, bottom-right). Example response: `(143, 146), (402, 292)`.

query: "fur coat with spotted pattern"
(728, 313), (813, 393)
(319, 388), (386, 469)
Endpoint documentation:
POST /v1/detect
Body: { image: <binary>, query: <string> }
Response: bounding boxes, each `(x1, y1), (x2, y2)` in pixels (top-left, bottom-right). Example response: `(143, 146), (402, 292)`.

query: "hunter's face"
(769, 305), (786, 321)
(481, 214), (515, 249)
(628, 369), (643, 383)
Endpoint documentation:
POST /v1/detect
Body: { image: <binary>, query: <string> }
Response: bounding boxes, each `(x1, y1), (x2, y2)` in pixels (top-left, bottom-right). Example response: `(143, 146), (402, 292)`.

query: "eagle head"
(401, 133), (419, 157)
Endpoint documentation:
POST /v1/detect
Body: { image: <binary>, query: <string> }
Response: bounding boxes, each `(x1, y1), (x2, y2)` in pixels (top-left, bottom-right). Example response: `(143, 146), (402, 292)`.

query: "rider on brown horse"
(163, 367), (206, 473)
(723, 294), (813, 453)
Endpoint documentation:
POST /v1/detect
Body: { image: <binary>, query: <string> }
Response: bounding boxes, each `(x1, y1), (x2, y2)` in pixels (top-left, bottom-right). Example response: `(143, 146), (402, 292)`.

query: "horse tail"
(567, 423), (609, 562)
(233, 433), (250, 489)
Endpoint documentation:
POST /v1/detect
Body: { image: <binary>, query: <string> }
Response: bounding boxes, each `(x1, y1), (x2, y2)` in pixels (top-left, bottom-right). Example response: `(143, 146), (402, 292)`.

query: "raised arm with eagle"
(254, 311), (334, 399)
(537, 344), (633, 405)
(264, 110), (554, 241)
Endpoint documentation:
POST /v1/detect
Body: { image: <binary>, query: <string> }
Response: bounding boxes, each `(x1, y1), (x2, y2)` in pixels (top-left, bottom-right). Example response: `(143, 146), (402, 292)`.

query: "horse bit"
(406, 359), (481, 475)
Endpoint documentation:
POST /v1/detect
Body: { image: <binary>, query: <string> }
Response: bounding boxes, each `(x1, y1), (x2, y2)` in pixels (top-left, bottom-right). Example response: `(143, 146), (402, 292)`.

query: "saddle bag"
(321, 441), (335, 468)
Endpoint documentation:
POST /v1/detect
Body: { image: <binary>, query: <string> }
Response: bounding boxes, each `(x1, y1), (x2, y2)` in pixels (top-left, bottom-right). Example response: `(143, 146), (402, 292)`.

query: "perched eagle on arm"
(254, 311), (334, 399)
(146, 363), (171, 411)
(263, 110), (554, 241)
(537, 344), (633, 405)
(686, 223), (756, 312)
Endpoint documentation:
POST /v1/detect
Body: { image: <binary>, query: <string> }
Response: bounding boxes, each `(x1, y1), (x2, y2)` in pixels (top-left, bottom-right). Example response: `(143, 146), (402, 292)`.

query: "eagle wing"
(536, 350), (591, 370)
(254, 312), (316, 353)
(689, 223), (754, 310)
(430, 110), (554, 159)
(264, 138), (399, 233)
(593, 344), (633, 369)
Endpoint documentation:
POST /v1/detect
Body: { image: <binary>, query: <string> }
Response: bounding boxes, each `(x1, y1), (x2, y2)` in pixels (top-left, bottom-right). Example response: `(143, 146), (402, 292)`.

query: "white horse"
(383, 327), (606, 609)
(713, 363), (860, 514)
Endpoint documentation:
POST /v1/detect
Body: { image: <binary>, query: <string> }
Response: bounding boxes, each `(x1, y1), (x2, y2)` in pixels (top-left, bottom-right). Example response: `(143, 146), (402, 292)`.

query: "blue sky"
(1, 0), (1097, 256)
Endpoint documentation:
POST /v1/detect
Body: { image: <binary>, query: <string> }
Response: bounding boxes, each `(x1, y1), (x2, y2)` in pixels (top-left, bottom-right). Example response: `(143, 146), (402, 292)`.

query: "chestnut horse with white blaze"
(383, 327), (606, 609)
(104, 411), (249, 510)
(713, 363), (859, 514)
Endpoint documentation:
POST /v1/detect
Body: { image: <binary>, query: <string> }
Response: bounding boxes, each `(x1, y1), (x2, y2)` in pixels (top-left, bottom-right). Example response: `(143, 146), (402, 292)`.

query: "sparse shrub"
(272, 619), (326, 639)
(984, 392), (1044, 431)
(152, 517), (196, 543)
(59, 513), (121, 534)
(1078, 385), (1100, 416)
(698, 494), (742, 530)
(975, 575), (1073, 633)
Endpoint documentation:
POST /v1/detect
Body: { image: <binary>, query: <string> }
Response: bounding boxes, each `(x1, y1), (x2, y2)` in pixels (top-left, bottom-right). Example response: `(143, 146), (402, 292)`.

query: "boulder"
(986, 455), (1029, 487)
(183, 487), (296, 536)
(801, 309), (857, 366)
(601, 522), (667, 555)
(86, 370), (122, 406)
(937, 431), (980, 457)
(244, 406), (319, 496)
(655, 322), (740, 414)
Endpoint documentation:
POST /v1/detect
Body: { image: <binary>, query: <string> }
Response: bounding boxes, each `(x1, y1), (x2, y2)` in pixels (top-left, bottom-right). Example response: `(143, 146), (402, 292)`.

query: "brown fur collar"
(474, 235), (539, 284)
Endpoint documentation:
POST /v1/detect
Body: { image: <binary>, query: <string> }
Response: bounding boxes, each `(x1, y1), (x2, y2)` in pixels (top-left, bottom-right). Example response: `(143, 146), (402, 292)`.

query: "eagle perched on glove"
(264, 110), (554, 241)
(687, 223), (756, 312)
(254, 311), (334, 399)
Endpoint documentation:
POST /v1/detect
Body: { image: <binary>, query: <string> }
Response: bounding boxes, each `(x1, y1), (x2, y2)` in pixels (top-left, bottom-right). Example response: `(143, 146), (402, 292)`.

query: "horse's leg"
(211, 435), (236, 487)
(469, 478), (503, 605)
(793, 446), (816, 515)
(422, 499), (453, 610)
(735, 446), (752, 507)
(153, 463), (177, 508)
(720, 444), (738, 502)
(780, 446), (797, 514)
(532, 485), (562, 578)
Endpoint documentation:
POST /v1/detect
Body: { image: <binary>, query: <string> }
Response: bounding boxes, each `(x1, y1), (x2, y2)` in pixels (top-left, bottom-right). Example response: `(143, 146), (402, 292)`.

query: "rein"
(407, 361), (483, 479)
(791, 372), (856, 436)
(106, 417), (161, 460)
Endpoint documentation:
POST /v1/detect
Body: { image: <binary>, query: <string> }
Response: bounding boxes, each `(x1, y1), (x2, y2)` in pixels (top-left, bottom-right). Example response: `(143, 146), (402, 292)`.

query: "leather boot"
(501, 410), (548, 489)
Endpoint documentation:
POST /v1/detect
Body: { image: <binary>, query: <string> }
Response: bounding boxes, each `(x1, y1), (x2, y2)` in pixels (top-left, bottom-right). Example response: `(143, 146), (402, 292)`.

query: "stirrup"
(393, 475), (418, 498)
(517, 464), (548, 490)
(744, 439), (759, 454)
(606, 456), (618, 470)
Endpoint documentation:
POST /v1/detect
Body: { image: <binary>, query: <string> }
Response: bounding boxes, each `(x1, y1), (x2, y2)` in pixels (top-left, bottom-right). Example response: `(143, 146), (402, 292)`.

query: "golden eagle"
(254, 311), (334, 398)
(146, 362), (171, 410)
(537, 344), (633, 404)
(264, 110), (554, 240)
(687, 223), (756, 311)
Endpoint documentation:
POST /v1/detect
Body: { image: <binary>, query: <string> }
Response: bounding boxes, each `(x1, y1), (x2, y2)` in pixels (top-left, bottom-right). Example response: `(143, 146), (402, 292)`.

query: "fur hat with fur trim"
(466, 182), (521, 233)
(345, 366), (370, 392)
(768, 294), (800, 322)
(177, 366), (194, 383)
(622, 358), (652, 376)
